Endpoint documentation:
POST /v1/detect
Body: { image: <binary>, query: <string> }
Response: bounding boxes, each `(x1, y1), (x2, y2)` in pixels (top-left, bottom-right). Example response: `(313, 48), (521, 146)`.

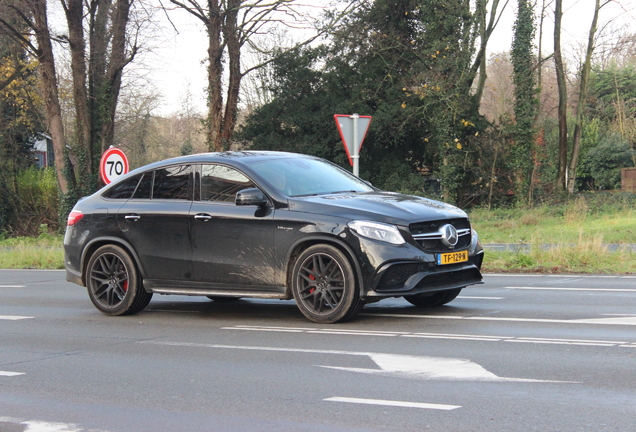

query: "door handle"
(124, 214), (140, 221)
(194, 213), (212, 221)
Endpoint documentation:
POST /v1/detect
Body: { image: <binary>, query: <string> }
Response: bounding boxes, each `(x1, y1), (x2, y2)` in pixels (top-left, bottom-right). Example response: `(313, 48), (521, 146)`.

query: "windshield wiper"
(326, 190), (359, 194)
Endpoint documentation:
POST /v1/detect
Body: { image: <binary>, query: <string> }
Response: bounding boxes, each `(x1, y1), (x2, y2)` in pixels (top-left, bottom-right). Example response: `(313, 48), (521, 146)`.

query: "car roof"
(131, 151), (312, 171)
(111, 151), (315, 180)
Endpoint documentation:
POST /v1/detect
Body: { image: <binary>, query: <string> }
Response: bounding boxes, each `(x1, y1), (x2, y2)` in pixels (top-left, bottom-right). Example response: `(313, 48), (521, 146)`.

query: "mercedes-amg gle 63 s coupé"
(64, 151), (484, 323)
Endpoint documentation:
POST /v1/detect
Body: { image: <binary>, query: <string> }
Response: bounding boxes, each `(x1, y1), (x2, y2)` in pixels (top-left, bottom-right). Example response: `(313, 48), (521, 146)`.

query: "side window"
(200, 164), (254, 203)
(103, 174), (141, 199)
(132, 172), (153, 199)
(153, 165), (192, 200)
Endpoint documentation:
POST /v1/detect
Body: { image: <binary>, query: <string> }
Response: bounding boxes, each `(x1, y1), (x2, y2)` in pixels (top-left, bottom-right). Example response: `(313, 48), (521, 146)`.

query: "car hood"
(288, 191), (467, 226)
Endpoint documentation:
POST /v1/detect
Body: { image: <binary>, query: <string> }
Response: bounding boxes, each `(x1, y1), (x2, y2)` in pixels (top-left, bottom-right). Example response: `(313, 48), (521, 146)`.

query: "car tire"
(86, 244), (152, 316)
(206, 296), (242, 302)
(291, 244), (363, 324)
(404, 288), (462, 308)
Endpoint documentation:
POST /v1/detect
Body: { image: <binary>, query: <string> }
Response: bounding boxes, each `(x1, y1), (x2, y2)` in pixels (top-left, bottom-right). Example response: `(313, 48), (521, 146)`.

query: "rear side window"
(103, 174), (141, 199)
(200, 164), (253, 203)
(153, 165), (192, 200)
(133, 172), (153, 199)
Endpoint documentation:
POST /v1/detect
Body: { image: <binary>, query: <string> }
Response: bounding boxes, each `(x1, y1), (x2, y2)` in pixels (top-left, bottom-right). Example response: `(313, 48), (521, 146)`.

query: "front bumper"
(349, 228), (484, 300)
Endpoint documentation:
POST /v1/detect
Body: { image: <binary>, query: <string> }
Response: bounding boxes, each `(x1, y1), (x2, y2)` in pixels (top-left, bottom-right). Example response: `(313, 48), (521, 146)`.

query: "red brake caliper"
(122, 281), (128, 292)
(308, 272), (315, 293)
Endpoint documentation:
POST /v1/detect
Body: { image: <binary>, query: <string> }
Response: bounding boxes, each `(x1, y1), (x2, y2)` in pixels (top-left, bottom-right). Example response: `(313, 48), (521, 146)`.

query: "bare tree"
(567, 0), (611, 193)
(0, 0), (70, 194)
(62, 0), (141, 192)
(553, 0), (568, 192)
(166, 0), (357, 151)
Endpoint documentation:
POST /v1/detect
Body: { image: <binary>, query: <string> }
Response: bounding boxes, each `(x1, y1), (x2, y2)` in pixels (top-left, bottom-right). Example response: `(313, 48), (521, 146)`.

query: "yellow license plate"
(437, 250), (468, 265)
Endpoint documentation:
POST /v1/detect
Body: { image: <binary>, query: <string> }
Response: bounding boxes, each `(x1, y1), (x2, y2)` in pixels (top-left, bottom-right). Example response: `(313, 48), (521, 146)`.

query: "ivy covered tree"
(510, 0), (537, 203)
(239, 0), (504, 204)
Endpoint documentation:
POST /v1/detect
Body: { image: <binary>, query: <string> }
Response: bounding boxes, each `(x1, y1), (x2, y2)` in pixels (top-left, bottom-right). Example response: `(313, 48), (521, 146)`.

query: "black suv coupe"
(64, 151), (483, 323)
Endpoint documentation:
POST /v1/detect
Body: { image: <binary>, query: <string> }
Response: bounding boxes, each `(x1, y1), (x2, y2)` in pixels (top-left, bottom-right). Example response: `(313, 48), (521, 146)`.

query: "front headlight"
(347, 221), (405, 245)
(470, 228), (481, 253)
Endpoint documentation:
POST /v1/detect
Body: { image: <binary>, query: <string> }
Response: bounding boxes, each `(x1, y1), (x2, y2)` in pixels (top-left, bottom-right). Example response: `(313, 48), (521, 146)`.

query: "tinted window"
(133, 172), (153, 199)
(103, 174), (141, 199)
(153, 165), (192, 200)
(247, 157), (373, 197)
(200, 164), (253, 203)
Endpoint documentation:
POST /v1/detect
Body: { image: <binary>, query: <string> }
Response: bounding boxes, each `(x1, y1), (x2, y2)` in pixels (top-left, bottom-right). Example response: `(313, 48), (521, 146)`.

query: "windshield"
(247, 157), (373, 197)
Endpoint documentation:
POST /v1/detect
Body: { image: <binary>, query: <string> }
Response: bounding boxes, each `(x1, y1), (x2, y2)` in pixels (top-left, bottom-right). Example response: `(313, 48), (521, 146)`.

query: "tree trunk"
(63, 0), (92, 181)
(219, 0), (241, 150)
(88, 0), (112, 169)
(554, 0), (568, 192)
(29, 0), (70, 195)
(207, 0), (224, 152)
(100, 0), (134, 156)
(567, 0), (604, 194)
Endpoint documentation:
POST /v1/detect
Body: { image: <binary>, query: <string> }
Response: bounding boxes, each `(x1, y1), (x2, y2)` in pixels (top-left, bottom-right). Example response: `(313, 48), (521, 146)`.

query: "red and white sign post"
(334, 113), (372, 177)
(99, 146), (129, 185)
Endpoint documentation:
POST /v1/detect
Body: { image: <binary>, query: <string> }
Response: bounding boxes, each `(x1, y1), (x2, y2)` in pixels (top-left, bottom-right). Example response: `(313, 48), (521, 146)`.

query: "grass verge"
(481, 238), (636, 274)
(0, 234), (64, 269)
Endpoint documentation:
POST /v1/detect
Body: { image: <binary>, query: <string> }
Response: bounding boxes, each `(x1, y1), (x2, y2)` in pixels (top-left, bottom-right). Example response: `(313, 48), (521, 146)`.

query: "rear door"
(117, 165), (193, 281)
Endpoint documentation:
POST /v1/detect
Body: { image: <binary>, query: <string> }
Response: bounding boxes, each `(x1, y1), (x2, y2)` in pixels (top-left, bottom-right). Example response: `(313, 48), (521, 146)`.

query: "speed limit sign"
(99, 147), (129, 185)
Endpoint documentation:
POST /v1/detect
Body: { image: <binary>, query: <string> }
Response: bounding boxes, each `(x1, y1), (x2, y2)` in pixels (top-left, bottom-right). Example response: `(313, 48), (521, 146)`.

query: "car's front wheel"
(86, 244), (152, 315)
(291, 244), (363, 324)
(404, 288), (462, 308)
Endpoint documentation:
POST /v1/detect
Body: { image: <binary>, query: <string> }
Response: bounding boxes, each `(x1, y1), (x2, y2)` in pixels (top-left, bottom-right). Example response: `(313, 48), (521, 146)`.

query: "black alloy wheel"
(404, 287), (463, 308)
(291, 244), (363, 324)
(86, 244), (152, 315)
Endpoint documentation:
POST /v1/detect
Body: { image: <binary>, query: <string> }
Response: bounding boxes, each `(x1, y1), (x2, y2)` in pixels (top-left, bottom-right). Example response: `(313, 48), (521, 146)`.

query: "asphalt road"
(1, 270), (635, 432)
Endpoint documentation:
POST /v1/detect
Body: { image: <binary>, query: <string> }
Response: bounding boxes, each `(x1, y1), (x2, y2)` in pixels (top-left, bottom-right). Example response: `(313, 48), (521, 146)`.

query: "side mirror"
(235, 188), (268, 207)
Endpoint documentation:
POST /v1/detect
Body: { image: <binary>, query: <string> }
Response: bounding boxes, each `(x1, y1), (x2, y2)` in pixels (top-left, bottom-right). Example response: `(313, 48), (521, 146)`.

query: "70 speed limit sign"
(99, 147), (129, 185)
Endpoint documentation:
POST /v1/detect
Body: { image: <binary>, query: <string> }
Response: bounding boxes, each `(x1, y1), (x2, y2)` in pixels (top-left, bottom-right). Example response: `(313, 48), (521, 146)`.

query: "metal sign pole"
(351, 113), (359, 177)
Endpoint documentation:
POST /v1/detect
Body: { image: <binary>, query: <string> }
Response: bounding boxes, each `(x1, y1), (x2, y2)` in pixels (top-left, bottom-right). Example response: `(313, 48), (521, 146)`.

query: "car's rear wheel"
(86, 244), (152, 316)
(291, 244), (363, 324)
(404, 288), (462, 308)
(206, 296), (242, 302)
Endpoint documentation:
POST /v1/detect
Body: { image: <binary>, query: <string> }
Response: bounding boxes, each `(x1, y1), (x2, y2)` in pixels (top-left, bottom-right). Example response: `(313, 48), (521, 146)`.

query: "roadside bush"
(0, 168), (59, 236)
(581, 135), (634, 190)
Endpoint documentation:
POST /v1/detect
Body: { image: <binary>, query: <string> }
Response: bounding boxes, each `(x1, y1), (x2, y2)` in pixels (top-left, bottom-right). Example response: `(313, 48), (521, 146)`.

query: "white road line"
(505, 287), (636, 292)
(324, 396), (461, 410)
(0, 371), (24, 377)
(457, 296), (504, 300)
(0, 285), (25, 288)
(485, 274), (636, 278)
(360, 313), (636, 326)
(222, 326), (634, 347)
(0, 315), (33, 320)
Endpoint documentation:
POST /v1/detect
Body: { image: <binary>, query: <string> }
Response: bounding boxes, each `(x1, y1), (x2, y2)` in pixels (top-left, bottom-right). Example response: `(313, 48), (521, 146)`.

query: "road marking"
(486, 274), (636, 279)
(0, 371), (24, 377)
(0, 315), (34, 320)
(505, 287), (636, 292)
(140, 340), (568, 383)
(324, 397), (461, 411)
(360, 313), (636, 326)
(0, 285), (25, 288)
(223, 325), (634, 347)
(457, 296), (504, 300)
(0, 417), (85, 432)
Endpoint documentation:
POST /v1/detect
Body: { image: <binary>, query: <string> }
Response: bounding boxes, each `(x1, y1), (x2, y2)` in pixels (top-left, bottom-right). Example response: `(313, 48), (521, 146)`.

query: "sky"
(142, 0), (636, 116)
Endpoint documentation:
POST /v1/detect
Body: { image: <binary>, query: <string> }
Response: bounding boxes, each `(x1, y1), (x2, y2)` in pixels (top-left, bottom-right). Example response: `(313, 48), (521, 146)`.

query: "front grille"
(409, 218), (471, 252)
(410, 218), (470, 235)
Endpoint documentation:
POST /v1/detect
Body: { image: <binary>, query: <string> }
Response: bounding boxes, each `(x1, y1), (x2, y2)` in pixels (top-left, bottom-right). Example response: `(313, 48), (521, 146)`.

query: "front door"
(190, 164), (279, 289)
